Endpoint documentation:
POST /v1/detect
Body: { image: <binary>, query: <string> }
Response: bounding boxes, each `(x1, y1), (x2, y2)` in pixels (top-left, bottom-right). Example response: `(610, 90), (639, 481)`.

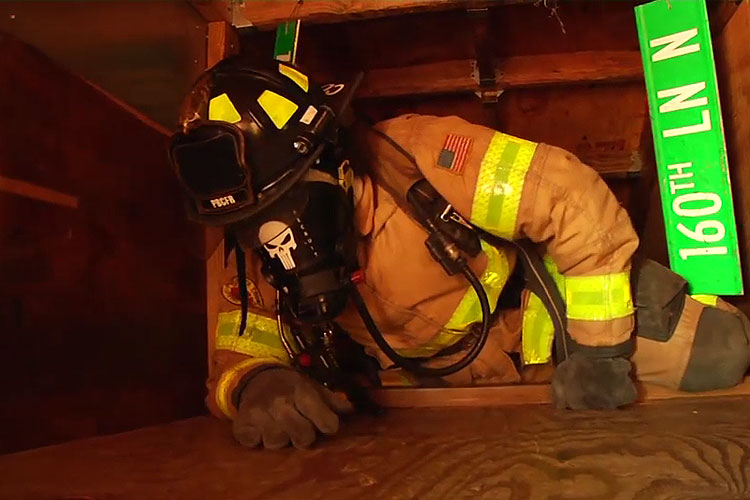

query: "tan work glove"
(233, 367), (353, 449)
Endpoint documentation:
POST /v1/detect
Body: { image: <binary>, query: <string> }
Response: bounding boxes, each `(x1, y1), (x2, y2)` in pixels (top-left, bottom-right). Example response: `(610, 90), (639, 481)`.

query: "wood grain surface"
(356, 51), (643, 99)
(239, 0), (533, 30)
(716, 1), (750, 317)
(2, 397), (750, 499)
(371, 378), (750, 408)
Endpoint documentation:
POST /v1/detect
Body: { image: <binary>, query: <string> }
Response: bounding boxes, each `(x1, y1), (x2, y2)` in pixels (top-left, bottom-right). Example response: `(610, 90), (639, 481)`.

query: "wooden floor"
(2, 397), (750, 500)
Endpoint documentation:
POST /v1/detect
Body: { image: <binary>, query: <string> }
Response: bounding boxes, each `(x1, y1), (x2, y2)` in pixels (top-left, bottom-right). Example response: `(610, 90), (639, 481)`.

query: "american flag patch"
(437, 134), (473, 174)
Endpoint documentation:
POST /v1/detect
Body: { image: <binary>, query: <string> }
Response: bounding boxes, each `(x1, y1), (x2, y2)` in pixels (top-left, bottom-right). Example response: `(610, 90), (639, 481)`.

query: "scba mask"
(234, 156), (359, 324)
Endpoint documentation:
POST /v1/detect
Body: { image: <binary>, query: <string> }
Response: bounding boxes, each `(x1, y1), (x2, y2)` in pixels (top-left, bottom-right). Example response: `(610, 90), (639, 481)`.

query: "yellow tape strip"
(215, 357), (286, 419)
(278, 63), (309, 92)
(396, 240), (510, 358)
(470, 132), (538, 239)
(691, 294), (718, 307)
(257, 90), (298, 129)
(215, 311), (291, 362)
(565, 271), (634, 321)
(522, 292), (555, 365)
(521, 257), (563, 365)
(208, 93), (242, 124)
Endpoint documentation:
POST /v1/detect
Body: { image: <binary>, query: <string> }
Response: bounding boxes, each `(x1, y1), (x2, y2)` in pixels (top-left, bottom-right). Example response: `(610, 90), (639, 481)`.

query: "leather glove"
(551, 353), (637, 410)
(232, 367), (353, 449)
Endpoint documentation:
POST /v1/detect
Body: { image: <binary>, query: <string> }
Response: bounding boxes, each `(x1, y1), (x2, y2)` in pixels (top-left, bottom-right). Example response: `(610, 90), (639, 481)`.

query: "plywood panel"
(356, 51), (643, 98)
(0, 1), (207, 127)
(238, 0), (533, 29)
(359, 82), (647, 178)
(716, 1), (750, 314)
(2, 397), (750, 499)
(0, 34), (207, 453)
(370, 378), (750, 408)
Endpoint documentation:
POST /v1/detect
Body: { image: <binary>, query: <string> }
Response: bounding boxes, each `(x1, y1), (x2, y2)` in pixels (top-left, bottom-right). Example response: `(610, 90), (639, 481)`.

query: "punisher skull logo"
(259, 220), (297, 270)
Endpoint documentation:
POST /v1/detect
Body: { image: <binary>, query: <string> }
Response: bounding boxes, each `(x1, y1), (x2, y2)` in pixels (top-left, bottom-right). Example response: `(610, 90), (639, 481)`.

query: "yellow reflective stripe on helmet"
(208, 93), (242, 124)
(565, 271), (634, 321)
(257, 90), (298, 129)
(215, 357), (286, 419)
(691, 294), (718, 307)
(396, 240), (510, 358)
(521, 256), (563, 365)
(215, 311), (291, 363)
(470, 132), (538, 239)
(278, 63), (309, 92)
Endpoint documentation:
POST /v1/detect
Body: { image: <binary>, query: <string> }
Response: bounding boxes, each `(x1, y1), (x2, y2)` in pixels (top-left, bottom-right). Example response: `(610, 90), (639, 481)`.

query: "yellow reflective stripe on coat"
(396, 240), (509, 358)
(470, 132), (538, 239)
(215, 357), (285, 419)
(565, 271), (634, 321)
(522, 257), (563, 365)
(215, 311), (291, 363)
(691, 294), (718, 307)
(522, 292), (555, 365)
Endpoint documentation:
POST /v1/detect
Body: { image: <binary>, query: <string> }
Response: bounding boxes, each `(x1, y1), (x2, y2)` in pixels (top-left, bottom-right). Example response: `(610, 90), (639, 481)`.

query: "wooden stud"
(239, 0), (534, 30)
(356, 51), (644, 99)
(0, 175), (79, 209)
(207, 21), (239, 69)
(371, 378), (750, 408)
(204, 20), (240, 370)
(190, 1), (232, 23)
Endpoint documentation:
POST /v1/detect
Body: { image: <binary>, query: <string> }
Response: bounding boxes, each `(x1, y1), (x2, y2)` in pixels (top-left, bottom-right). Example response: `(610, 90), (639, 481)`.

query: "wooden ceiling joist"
(237, 0), (534, 30)
(356, 50), (645, 99)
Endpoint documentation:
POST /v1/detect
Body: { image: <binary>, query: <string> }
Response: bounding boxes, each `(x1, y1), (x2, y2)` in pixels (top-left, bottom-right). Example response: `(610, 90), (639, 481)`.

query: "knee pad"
(631, 259), (750, 391)
(679, 305), (750, 391)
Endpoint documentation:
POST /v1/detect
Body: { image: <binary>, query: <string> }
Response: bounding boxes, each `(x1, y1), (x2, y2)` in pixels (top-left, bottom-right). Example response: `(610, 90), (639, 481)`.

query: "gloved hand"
(551, 353), (637, 410)
(232, 367), (353, 449)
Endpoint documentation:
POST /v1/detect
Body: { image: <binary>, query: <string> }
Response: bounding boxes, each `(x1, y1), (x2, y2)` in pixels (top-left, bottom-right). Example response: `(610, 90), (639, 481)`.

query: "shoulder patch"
(437, 134), (473, 174)
(222, 277), (264, 307)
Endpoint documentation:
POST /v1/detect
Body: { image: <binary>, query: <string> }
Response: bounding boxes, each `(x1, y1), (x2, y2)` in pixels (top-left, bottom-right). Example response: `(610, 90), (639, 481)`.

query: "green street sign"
(274, 20), (300, 64)
(636, 0), (742, 295)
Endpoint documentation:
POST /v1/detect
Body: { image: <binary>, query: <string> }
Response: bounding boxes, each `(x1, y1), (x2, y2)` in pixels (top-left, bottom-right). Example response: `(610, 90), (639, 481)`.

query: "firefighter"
(169, 57), (750, 449)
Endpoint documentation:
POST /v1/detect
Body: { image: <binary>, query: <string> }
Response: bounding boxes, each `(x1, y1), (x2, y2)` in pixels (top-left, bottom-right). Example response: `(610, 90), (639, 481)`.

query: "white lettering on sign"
(670, 190), (727, 259)
(657, 82), (708, 113)
(663, 109), (712, 138)
(210, 195), (236, 208)
(673, 192), (722, 217)
(668, 162), (695, 194)
(649, 28), (700, 62)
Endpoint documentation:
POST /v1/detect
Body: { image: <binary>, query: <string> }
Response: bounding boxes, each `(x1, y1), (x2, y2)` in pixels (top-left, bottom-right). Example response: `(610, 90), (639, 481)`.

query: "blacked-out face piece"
(234, 167), (357, 324)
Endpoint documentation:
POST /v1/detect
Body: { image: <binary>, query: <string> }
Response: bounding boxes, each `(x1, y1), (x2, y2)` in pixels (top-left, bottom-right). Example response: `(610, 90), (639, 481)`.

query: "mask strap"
(235, 244), (249, 337)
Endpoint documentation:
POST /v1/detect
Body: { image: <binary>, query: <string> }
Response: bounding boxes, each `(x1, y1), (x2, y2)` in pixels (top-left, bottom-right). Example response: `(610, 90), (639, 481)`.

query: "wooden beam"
(239, 0), (534, 30)
(371, 378), (750, 408)
(190, 1), (232, 23)
(356, 51), (644, 99)
(204, 19), (237, 372)
(207, 21), (239, 69)
(0, 175), (79, 209)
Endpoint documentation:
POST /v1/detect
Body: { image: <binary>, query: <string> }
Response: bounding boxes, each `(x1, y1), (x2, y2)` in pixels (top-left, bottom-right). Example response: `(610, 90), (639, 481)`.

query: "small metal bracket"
(467, 7), (502, 105)
(230, 1), (254, 29)
(471, 60), (503, 104)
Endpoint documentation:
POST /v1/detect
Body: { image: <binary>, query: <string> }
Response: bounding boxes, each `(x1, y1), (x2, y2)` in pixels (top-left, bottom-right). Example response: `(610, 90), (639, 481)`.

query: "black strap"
(235, 245), (249, 337)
